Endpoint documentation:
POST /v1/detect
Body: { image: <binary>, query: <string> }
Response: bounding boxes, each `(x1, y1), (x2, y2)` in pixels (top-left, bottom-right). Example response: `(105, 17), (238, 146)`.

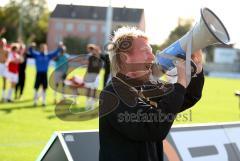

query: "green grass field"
(0, 66), (240, 161)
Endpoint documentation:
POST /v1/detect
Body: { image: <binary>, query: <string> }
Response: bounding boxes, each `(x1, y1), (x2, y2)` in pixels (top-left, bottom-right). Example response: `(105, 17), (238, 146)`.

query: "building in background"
(47, 4), (145, 51)
(204, 44), (240, 76)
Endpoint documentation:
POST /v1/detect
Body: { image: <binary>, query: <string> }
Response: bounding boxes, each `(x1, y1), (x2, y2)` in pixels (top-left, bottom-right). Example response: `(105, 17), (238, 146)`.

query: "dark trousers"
(15, 72), (25, 98)
(35, 72), (48, 90)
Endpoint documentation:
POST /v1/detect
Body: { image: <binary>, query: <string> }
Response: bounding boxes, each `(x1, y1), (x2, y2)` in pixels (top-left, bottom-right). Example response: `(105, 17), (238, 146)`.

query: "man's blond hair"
(108, 26), (148, 76)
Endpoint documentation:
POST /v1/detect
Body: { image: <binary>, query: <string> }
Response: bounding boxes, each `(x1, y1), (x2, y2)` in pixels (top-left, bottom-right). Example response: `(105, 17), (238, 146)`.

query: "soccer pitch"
(0, 66), (239, 161)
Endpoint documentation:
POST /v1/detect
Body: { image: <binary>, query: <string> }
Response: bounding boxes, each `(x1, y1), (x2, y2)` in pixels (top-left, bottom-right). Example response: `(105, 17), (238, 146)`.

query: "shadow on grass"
(47, 103), (99, 121)
(43, 109), (54, 113)
(15, 99), (33, 104)
(47, 106), (86, 120)
(0, 103), (55, 114)
(0, 98), (33, 104)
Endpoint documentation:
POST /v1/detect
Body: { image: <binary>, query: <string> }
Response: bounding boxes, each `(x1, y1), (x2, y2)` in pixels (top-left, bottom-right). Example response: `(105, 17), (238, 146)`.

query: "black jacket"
(99, 71), (204, 161)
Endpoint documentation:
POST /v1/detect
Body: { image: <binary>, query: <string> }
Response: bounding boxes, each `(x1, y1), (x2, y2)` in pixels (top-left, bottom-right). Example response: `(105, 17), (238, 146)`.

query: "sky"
(1, 0), (240, 47)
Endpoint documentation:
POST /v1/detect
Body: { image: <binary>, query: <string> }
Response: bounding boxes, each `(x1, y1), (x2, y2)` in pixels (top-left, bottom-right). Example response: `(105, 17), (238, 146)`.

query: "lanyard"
(114, 76), (158, 108)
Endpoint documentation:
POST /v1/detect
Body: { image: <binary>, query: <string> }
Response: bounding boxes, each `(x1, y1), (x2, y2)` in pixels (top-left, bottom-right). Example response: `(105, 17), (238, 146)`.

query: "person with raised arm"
(29, 43), (63, 106)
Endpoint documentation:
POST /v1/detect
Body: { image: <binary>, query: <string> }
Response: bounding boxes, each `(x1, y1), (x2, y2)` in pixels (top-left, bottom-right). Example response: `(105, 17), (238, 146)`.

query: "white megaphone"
(156, 7), (230, 72)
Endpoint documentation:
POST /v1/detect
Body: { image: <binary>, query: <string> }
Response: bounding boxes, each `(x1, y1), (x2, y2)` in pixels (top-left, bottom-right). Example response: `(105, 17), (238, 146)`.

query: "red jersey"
(8, 52), (19, 74)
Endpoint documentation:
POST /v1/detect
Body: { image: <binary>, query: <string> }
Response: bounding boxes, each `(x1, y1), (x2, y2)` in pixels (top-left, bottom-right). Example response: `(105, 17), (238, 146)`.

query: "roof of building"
(51, 4), (144, 23)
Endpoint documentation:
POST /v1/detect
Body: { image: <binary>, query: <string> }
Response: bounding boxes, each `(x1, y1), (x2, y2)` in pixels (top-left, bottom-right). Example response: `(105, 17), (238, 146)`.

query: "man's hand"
(58, 41), (64, 49)
(31, 42), (36, 48)
(176, 59), (187, 88)
(191, 50), (203, 74)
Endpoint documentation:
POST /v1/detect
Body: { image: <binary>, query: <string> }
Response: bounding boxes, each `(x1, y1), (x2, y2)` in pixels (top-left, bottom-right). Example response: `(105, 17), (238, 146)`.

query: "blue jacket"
(29, 47), (62, 72)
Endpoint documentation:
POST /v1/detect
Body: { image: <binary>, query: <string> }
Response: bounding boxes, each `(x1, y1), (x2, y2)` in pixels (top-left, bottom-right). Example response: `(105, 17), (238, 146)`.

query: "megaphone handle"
(191, 60), (197, 77)
(186, 29), (194, 86)
(186, 51), (191, 85)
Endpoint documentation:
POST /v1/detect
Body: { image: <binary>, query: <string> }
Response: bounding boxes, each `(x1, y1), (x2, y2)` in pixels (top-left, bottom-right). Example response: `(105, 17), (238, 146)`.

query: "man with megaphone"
(99, 7), (230, 160)
(99, 26), (205, 161)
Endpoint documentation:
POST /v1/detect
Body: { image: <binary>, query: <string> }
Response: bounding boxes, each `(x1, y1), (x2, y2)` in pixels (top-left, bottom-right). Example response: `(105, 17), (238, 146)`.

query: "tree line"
(0, 1), (193, 55)
(0, 0), (49, 44)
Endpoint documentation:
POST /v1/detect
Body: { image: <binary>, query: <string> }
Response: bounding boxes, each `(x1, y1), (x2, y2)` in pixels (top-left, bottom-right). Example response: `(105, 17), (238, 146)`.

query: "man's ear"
(119, 52), (129, 62)
(118, 52), (128, 71)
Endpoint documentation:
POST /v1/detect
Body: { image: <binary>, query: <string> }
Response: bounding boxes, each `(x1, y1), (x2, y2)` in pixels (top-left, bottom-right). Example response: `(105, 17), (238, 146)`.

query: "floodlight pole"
(104, 0), (113, 46)
(18, 0), (23, 42)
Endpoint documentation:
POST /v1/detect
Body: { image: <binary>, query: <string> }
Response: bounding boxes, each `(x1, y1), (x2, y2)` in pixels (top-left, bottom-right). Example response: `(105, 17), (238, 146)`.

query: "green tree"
(63, 36), (89, 55)
(0, 0), (49, 43)
(150, 44), (161, 55)
(25, 9), (49, 44)
(159, 22), (192, 50)
(0, 1), (20, 41)
(20, 0), (49, 43)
